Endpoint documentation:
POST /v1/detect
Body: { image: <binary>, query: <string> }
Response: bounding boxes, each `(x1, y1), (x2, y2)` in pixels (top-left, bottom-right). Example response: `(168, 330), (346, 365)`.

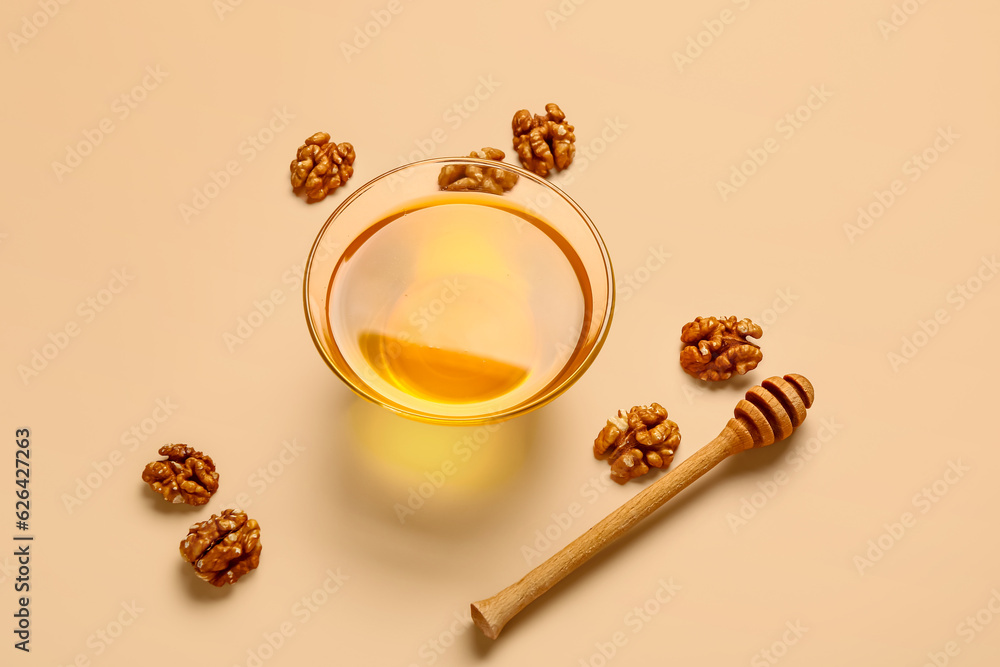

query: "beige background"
(2, 0), (999, 665)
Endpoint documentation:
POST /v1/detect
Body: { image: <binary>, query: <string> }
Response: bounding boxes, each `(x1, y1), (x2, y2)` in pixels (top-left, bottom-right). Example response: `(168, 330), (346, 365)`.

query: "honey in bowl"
(327, 194), (591, 415)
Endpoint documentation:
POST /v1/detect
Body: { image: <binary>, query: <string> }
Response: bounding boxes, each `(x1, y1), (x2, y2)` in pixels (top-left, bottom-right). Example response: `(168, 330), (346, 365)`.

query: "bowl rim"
(303, 156), (615, 425)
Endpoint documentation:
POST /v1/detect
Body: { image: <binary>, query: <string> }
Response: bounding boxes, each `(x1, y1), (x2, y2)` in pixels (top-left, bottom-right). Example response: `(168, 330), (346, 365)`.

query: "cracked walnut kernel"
(679, 316), (763, 381)
(438, 148), (519, 195)
(179, 509), (261, 586)
(511, 103), (575, 177)
(290, 132), (356, 202)
(141, 444), (219, 506)
(594, 403), (681, 484)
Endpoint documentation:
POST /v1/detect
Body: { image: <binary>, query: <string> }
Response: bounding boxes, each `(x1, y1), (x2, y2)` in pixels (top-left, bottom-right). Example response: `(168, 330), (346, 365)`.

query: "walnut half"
(179, 509), (261, 586)
(438, 147), (519, 194)
(679, 316), (763, 381)
(141, 444), (219, 506)
(594, 403), (681, 484)
(511, 103), (575, 177)
(290, 132), (356, 202)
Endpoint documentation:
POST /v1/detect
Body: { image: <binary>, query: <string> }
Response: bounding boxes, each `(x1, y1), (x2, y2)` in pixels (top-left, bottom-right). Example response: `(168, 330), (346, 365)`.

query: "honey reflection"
(346, 399), (532, 529)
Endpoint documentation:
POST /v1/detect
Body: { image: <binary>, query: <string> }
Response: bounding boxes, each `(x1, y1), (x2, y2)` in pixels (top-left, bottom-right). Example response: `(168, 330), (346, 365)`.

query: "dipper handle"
(471, 374), (814, 639)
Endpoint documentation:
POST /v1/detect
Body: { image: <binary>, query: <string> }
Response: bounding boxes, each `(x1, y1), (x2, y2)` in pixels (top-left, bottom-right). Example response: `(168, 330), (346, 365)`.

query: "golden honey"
(327, 194), (591, 411)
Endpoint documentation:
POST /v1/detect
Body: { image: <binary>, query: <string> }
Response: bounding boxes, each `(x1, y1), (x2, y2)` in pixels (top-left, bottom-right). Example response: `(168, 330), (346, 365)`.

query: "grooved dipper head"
(733, 374), (814, 448)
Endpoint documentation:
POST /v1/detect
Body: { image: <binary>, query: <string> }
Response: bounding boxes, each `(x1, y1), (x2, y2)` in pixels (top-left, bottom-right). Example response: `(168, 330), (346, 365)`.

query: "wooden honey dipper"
(471, 373), (815, 639)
